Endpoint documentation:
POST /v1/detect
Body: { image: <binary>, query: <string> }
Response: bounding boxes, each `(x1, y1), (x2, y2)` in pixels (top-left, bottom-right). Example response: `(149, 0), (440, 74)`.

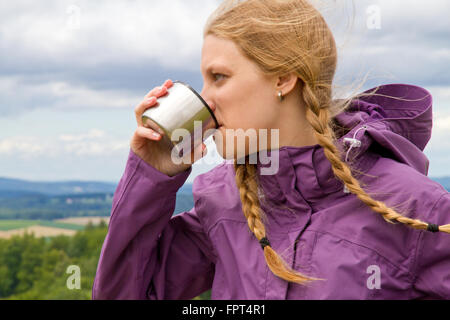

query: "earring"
(278, 91), (284, 102)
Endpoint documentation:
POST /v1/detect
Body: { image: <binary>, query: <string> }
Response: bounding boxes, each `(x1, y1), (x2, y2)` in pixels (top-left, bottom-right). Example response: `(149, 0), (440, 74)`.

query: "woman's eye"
(213, 73), (226, 82)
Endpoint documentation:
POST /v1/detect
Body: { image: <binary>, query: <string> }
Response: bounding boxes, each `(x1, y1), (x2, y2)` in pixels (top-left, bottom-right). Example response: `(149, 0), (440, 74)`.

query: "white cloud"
(0, 0), (222, 116)
(0, 75), (141, 113)
(434, 116), (450, 130)
(1, 0), (450, 116)
(59, 129), (105, 142)
(62, 139), (129, 156)
(0, 0), (220, 71)
(428, 86), (450, 101)
(0, 129), (129, 158)
(0, 136), (56, 158)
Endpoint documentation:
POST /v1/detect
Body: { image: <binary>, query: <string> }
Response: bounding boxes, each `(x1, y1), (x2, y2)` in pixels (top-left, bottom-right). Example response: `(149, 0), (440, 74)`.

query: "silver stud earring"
(278, 91), (284, 102)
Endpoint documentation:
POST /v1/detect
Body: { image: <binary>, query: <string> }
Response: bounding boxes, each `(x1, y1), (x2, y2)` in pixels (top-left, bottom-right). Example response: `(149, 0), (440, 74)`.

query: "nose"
(201, 89), (215, 111)
(201, 96), (219, 129)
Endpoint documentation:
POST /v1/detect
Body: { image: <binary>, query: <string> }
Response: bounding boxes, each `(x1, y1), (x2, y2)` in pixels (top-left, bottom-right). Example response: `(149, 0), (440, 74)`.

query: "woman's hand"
(130, 79), (208, 177)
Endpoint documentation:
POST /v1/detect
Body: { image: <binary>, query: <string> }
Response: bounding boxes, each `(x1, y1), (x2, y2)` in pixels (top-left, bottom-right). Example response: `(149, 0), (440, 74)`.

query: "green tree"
(15, 233), (45, 293)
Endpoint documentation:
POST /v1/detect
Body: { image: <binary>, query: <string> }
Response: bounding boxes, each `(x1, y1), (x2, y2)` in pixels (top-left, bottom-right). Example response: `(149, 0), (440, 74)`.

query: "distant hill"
(0, 176), (195, 196)
(0, 177), (117, 196)
(0, 176), (195, 220)
(0, 175), (446, 221)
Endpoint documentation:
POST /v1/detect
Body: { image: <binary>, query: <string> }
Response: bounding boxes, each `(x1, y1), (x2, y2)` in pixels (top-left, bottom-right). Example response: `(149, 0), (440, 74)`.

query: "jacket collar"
(255, 141), (380, 208)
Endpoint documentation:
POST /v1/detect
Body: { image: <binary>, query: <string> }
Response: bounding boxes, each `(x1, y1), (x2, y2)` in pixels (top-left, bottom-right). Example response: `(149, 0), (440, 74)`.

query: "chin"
(212, 127), (250, 161)
(214, 142), (249, 162)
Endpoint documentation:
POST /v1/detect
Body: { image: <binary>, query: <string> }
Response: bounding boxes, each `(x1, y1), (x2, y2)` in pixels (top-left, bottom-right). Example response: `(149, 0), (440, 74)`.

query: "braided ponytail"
(302, 82), (450, 234)
(234, 158), (324, 285)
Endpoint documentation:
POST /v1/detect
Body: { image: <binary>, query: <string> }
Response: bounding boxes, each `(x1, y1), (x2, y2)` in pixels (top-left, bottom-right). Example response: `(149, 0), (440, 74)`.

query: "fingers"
(144, 79), (173, 99)
(135, 126), (162, 141)
(135, 95), (159, 127)
(135, 79), (173, 127)
(164, 79), (174, 89)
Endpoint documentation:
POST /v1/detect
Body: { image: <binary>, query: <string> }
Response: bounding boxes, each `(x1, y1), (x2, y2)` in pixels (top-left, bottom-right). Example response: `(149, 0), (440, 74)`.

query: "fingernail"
(152, 132), (161, 138)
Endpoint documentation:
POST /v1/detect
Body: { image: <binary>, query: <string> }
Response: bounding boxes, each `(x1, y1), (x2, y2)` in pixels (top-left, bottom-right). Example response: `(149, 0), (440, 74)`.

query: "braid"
(234, 158), (324, 285)
(302, 83), (450, 234)
(234, 161), (266, 240)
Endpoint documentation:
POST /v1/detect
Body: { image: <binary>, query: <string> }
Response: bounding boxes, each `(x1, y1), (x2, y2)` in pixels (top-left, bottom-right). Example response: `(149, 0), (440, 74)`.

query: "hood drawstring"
(343, 125), (368, 193)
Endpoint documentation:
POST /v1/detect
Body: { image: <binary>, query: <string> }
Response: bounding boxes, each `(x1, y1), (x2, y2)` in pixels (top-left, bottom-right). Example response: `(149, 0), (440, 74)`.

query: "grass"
(0, 219), (85, 231)
(38, 220), (85, 230)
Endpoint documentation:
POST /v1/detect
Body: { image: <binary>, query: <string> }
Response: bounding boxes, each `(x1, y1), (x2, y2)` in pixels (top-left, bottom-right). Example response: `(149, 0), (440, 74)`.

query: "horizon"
(1, 174), (450, 185)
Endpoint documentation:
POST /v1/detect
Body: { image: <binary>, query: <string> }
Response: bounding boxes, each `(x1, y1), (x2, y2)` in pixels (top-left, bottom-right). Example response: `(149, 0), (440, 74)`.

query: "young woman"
(92, 0), (450, 299)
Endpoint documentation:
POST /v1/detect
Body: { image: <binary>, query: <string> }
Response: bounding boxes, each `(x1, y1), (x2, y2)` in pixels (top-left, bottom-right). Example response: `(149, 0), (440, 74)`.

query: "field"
(54, 216), (110, 226)
(0, 216), (109, 239)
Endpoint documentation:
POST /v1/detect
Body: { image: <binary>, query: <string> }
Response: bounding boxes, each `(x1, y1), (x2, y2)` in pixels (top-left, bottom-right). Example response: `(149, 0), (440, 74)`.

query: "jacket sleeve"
(412, 192), (450, 299)
(92, 148), (216, 300)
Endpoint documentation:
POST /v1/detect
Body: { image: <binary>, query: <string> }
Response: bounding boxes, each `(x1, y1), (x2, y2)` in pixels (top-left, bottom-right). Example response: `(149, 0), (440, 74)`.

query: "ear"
(275, 73), (301, 96)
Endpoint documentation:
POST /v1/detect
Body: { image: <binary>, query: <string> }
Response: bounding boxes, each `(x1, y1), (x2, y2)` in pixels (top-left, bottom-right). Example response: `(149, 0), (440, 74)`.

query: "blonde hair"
(204, 0), (450, 286)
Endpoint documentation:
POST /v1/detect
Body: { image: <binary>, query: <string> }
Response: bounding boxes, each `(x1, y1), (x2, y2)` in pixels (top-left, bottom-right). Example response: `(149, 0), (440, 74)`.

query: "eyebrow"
(202, 64), (231, 75)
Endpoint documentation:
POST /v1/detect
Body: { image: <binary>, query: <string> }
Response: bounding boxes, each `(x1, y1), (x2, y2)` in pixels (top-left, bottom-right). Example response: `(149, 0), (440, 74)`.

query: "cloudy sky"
(1, 0), (449, 184)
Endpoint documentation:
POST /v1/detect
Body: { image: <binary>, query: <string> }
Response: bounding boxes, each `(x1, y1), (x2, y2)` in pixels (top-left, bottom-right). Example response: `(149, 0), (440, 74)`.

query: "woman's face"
(200, 34), (283, 160)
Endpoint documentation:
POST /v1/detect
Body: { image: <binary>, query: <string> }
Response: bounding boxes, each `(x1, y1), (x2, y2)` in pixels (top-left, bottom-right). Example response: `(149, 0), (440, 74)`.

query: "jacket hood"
(333, 83), (433, 176)
(251, 83), (433, 211)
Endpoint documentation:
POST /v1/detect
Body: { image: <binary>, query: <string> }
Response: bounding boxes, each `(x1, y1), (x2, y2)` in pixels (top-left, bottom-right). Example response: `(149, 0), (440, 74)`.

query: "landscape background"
(0, 176), (448, 300)
(0, 178), (210, 299)
(1, 0), (449, 300)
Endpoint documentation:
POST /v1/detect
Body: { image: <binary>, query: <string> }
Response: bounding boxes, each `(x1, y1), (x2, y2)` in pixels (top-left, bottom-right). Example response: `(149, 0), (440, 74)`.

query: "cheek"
(236, 103), (275, 131)
(217, 78), (274, 129)
(222, 95), (256, 128)
(237, 89), (275, 128)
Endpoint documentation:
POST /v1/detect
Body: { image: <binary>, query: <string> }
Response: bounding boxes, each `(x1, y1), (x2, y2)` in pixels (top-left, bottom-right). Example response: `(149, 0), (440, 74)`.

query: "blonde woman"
(93, 0), (450, 299)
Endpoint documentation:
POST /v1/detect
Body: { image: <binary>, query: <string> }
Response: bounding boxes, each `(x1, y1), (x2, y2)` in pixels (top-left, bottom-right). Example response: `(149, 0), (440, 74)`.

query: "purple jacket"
(92, 83), (450, 300)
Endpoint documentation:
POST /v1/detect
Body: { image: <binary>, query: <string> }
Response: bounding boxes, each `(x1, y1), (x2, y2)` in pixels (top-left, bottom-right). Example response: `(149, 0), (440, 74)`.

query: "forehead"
(200, 35), (241, 73)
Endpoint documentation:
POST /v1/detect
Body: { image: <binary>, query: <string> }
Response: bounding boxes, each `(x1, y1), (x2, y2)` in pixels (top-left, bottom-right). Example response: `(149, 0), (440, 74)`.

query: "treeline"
(0, 222), (210, 300)
(0, 193), (113, 220)
(0, 192), (195, 220)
